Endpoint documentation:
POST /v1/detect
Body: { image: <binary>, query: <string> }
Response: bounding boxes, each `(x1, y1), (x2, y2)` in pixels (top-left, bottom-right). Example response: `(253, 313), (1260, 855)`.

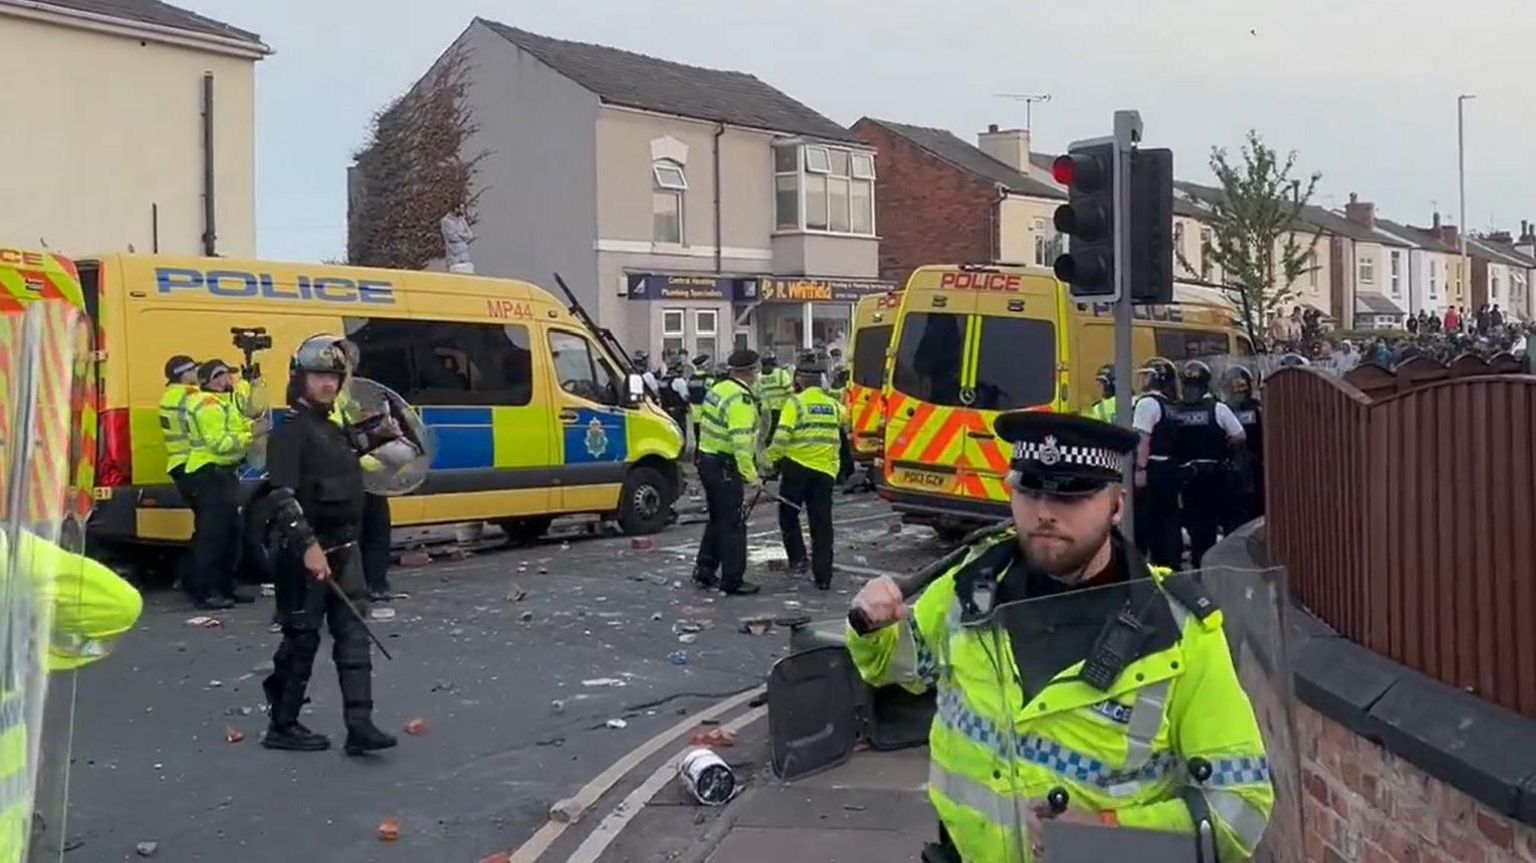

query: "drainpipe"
(201, 72), (217, 256)
(713, 122), (725, 274)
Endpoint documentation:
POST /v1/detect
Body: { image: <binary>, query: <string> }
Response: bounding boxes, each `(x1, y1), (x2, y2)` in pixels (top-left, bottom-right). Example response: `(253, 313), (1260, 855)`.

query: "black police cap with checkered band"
(992, 411), (1139, 497)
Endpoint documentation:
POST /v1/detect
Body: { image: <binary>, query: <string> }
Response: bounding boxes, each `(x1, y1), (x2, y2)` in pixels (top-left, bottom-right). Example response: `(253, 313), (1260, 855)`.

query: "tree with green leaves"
(1183, 130), (1323, 350)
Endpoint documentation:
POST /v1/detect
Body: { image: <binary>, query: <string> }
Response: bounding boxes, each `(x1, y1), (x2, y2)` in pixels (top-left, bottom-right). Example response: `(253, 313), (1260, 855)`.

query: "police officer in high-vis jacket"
(692, 349), (761, 596)
(158, 354), (200, 502)
(184, 359), (253, 609)
(755, 353), (792, 440)
(1081, 364), (1116, 423)
(765, 353), (842, 590)
(846, 411), (1272, 863)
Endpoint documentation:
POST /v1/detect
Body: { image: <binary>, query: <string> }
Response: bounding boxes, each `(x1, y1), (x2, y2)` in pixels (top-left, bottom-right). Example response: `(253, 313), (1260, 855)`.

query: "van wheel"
(497, 517), (551, 547)
(617, 466), (670, 535)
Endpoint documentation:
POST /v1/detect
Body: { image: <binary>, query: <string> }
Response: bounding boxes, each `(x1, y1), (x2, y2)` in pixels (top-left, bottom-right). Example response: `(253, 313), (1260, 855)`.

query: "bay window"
(773, 142), (876, 236)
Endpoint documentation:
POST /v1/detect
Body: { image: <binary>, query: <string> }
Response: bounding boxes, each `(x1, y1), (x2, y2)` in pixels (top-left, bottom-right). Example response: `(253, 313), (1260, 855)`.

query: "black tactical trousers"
(264, 540), (374, 729)
(360, 494), (392, 594)
(1181, 466), (1227, 569)
(1135, 462), (1184, 570)
(694, 454), (747, 590)
(186, 465), (240, 600)
(778, 459), (834, 587)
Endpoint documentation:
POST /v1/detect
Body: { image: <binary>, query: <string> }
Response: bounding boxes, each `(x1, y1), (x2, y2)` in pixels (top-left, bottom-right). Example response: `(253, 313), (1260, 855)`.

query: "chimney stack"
(978, 125), (1031, 174)
(1516, 219), (1536, 256)
(1433, 212), (1441, 230)
(1344, 193), (1376, 229)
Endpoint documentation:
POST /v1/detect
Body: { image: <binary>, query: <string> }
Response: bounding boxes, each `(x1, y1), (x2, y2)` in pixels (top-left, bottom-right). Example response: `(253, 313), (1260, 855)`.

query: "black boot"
(344, 720), (398, 756)
(262, 722), (331, 751)
(721, 581), (761, 595)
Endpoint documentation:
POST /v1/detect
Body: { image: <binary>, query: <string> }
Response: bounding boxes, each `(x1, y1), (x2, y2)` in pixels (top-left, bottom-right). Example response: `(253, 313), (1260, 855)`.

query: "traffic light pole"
(1111, 110), (1143, 534)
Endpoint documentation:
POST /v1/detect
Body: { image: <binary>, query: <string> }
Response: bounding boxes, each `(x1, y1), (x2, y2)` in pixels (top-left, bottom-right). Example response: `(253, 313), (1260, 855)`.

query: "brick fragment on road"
(224, 726), (244, 743)
(631, 537), (654, 551)
(739, 616), (773, 636)
(400, 551), (432, 568)
(135, 841), (158, 857)
(404, 718), (428, 736)
(377, 819), (400, 841)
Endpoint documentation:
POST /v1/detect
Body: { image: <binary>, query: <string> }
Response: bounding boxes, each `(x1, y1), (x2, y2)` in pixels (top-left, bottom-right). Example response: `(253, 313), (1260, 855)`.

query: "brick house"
(850, 118), (1063, 286)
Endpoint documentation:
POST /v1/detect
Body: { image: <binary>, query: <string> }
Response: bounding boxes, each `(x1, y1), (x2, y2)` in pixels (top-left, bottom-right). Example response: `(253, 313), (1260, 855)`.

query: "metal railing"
(1264, 365), (1536, 720)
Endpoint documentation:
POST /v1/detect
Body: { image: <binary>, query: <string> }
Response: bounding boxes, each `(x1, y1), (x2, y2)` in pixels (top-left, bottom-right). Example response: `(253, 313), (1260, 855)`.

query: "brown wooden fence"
(1265, 365), (1536, 719)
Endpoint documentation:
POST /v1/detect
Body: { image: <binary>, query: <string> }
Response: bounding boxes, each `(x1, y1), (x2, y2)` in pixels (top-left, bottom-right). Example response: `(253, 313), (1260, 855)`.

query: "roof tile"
(861, 119), (1062, 198)
(28, 0), (262, 44)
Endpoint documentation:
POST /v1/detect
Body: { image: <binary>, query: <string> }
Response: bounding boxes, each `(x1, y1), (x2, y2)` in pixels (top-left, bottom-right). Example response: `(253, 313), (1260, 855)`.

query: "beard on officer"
(846, 411), (1274, 863)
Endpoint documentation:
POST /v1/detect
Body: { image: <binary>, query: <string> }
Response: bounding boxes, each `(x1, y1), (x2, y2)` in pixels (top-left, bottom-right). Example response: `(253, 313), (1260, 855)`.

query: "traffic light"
(1129, 148), (1174, 304)
(1052, 142), (1117, 300)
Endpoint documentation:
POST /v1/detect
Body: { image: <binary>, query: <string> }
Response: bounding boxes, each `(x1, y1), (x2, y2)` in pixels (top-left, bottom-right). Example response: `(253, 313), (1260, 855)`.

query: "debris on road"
(677, 634), (697, 644)
(560, 541), (571, 551)
(184, 616), (221, 628)
(551, 700), (565, 714)
(260, 583), (276, 597)
(506, 584), (527, 602)
(668, 651), (688, 665)
(651, 612), (663, 621)
(430, 679), (457, 694)
(479, 853), (511, 863)
(400, 551), (432, 568)
(689, 727), (736, 748)
(369, 607), (396, 622)
(582, 677), (626, 688)
(377, 818), (400, 841)
(738, 616), (773, 636)
(224, 726), (244, 743)
(782, 600), (802, 609)
(887, 520), (903, 534)
(631, 537), (654, 551)
(404, 718), (429, 736)
(207, 680), (223, 688)
(519, 610), (534, 623)
(135, 840), (159, 857)
(678, 747), (737, 805)
(605, 718), (628, 729)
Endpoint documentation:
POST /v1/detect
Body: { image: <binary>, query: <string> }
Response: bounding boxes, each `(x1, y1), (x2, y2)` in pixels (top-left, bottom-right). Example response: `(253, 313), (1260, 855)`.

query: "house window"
(661, 309), (686, 361)
(1389, 251), (1402, 297)
(773, 142), (875, 236)
(1491, 270), (1500, 301)
(1033, 218), (1049, 266)
(1173, 222), (1186, 272)
(652, 159), (686, 244)
(1359, 256), (1374, 285)
(694, 309), (718, 360)
(1309, 257), (1318, 289)
(1199, 227), (1214, 279)
(1429, 259), (1439, 299)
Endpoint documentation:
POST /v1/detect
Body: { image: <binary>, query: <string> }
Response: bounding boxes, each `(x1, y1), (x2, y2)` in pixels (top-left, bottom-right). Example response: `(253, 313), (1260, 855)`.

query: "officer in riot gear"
(1224, 366), (1264, 531)
(1082, 363), (1117, 422)
(253, 334), (398, 755)
(1130, 358), (1182, 568)
(658, 357), (690, 434)
(1170, 360), (1246, 568)
(685, 353), (712, 453)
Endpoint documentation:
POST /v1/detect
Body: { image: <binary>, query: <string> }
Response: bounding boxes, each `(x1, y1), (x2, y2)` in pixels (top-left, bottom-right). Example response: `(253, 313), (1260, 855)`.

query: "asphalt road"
(58, 491), (953, 862)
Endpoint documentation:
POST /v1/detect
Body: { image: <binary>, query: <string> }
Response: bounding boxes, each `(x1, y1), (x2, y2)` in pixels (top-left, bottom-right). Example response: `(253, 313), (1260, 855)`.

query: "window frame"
(772, 142), (876, 238)
(1032, 217), (1050, 267)
(345, 317), (536, 407)
(652, 160), (689, 191)
(653, 189), (683, 244)
(1359, 255), (1375, 285)
(1389, 250), (1402, 297)
(548, 328), (621, 407)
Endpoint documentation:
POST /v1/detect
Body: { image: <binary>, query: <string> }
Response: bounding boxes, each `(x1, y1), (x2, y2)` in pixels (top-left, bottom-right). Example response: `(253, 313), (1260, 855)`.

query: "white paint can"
(677, 747), (736, 805)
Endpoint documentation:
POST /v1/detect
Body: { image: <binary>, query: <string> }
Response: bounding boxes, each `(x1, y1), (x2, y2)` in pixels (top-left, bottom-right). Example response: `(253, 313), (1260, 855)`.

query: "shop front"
(623, 272), (755, 369)
(739, 276), (896, 365)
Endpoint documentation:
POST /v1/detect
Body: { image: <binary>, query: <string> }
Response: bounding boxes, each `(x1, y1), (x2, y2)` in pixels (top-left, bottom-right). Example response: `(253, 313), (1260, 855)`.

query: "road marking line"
(564, 705), (769, 863)
(506, 686), (764, 863)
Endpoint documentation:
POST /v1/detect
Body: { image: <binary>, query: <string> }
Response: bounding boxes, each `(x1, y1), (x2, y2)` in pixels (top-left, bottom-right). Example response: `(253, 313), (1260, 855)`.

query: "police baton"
(320, 543), (394, 661)
(846, 520), (1013, 635)
(738, 485), (765, 526)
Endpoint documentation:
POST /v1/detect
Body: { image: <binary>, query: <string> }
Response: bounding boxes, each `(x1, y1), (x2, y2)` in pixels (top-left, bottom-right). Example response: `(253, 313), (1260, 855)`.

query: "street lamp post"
(1458, 94), (1475, 306)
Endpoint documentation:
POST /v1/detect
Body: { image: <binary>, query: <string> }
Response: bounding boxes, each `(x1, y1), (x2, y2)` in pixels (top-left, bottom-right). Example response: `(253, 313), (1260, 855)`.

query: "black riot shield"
(959, 565), (1299, 863)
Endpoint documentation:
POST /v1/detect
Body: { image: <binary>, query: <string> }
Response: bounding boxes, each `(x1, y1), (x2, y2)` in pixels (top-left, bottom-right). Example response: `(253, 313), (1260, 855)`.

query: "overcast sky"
(184, 0), (1536, 263)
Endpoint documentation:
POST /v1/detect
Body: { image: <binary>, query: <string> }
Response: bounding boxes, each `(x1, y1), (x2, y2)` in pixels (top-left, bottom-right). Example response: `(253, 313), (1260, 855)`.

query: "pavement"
(59, 489), (953, 861)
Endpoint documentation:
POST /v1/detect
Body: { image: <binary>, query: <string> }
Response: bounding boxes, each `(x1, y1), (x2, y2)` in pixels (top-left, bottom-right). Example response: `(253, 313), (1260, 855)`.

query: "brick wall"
(1300, 704), (1536, 862)
(851, 120), (996, 285)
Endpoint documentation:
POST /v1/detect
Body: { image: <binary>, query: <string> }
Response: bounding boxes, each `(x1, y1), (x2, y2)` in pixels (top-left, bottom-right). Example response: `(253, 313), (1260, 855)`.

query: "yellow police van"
(879, 263), (1249, 537)
(844, 290), (899, 470)
(79, 255), (684, 548)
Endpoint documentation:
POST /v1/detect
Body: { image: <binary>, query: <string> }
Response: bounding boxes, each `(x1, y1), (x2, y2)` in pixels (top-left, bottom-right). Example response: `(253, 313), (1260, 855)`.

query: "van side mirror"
(625, 373), (645, 405)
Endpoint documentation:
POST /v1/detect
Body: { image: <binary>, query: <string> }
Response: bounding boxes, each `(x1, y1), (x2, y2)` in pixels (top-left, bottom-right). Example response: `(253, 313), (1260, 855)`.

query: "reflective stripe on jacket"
(765, 387), (843, 478)
(185, 392), (251, 472)
(157, 384), (200, 471)
(846, 530), (1274, 863)
(697, 378), (760, 483)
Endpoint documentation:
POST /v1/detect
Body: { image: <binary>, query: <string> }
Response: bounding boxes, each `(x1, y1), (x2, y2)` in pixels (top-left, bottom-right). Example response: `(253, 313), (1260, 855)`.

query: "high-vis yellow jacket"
(157, 383), (200, 473)
(1081, 396), (1117, 423)
(185, 392), (251, 472)
(847, 530), (1273, 863)
(756, 367), (792, 412)
(0, 528), (142, 860)
(765, 387), (844, 479)
(698, 378), (760, 484)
